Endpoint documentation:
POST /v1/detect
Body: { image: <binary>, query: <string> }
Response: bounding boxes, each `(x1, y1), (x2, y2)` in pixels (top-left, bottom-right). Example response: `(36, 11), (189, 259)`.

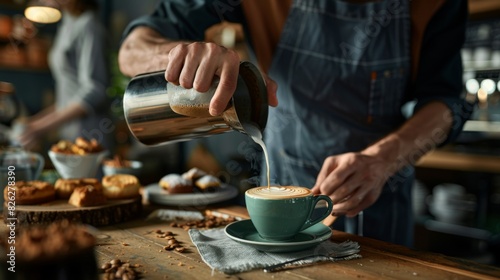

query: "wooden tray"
(3, 197), (142, 227)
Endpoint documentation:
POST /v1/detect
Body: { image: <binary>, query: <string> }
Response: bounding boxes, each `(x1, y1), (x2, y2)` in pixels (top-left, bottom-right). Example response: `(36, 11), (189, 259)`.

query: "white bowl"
(433, 183), (466, 202)
(426, 194), (476, 224)
(102, 160), (143, 176)
(429, 204), (472, 224)
(48, 150), (108, 179)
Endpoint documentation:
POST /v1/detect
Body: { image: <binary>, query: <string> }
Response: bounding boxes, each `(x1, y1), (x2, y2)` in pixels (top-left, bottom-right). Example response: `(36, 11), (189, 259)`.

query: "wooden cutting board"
(3, 197), (142, 227)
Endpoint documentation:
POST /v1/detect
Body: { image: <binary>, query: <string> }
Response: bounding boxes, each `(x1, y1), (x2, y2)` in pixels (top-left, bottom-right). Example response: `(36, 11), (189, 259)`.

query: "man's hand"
(164, 42), (240, 116)
(165, 42), (278, 116)
(119, 27), (278, 116)
(311, 152), (390, 217)
(311, 102), (455, 217)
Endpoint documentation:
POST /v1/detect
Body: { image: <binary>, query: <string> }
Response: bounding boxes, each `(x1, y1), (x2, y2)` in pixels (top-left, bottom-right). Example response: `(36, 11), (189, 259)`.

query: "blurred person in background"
(118, 0), (472, 247)
(16, 0), (113, 151)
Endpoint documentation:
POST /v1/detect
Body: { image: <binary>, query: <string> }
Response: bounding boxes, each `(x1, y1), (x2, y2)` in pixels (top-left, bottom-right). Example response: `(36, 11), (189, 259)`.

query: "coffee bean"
(105, 267), (114, 273)
(175, 247), (186, 253)
(101, 263), (111, 270)
(116, 268), (124, 278)
(167, 239), (178, 245)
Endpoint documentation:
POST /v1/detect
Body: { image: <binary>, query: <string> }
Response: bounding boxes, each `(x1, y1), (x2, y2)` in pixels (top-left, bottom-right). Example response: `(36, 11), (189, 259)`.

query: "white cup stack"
(427, 183), (476, 224)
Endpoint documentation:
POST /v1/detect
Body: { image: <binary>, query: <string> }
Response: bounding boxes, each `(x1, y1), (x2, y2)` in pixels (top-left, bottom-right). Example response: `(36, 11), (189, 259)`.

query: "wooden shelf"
(463, 121), (500, 138)
(417, 149), (500, 173)
(469, 0), (500, 19)
(0, 64), (50, 72)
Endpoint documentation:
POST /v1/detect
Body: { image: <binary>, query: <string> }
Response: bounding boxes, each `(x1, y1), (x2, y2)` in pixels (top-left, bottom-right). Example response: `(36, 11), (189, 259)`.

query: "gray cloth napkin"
(189, 227), (361, 274)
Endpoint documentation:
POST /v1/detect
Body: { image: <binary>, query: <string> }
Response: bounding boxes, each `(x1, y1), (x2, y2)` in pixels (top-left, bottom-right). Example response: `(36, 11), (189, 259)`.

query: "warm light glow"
(477, 88), (488, 103)
(25, 6), (61, 24)
(480, 79), (496, 95)
(465, 79), (479, 94)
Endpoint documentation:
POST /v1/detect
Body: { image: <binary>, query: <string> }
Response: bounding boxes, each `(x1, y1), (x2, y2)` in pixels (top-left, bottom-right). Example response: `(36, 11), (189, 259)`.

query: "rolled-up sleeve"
(411, 0), (474, 146)
(122, 0), (245, 41)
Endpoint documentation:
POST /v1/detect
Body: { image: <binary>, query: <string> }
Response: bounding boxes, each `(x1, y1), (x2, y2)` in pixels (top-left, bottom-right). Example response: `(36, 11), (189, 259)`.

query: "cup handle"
(300, 195), (333, 231)
(31, 153), (45, 180)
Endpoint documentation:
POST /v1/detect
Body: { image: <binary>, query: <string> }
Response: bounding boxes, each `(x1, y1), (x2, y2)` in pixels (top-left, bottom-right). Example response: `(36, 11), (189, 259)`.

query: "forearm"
(27, 105), (56, 122)
(32, 103), (86, 133)
(118, 26), (187, 77)
(362, 101), (452, 174)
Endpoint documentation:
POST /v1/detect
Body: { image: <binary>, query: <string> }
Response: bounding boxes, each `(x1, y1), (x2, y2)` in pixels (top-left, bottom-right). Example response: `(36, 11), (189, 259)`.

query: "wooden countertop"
(93, 205), (500, 280)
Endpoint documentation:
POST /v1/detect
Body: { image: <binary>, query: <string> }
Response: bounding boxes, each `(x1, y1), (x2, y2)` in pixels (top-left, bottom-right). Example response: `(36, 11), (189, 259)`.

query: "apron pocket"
(367, 66), (408, 124)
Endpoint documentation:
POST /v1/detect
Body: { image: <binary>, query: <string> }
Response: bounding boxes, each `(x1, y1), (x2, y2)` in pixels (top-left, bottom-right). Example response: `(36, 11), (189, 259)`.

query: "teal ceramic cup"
(245, 186), (334, 241)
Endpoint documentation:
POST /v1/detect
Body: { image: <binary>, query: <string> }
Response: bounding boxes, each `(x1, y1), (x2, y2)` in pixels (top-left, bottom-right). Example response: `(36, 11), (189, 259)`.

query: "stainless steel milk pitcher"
(123, 61), (268, 145)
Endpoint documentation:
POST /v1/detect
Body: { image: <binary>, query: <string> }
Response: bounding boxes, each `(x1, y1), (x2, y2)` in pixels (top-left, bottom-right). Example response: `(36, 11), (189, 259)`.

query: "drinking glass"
(345, 211), (364, 236)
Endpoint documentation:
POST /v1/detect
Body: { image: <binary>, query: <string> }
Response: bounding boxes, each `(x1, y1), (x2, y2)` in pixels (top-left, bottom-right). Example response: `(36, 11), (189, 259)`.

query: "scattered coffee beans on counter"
(169, 212), (236, 230)
(152, 212), (238, 254)
(100, 259), (141, 280)
(158, 232), (186, 252)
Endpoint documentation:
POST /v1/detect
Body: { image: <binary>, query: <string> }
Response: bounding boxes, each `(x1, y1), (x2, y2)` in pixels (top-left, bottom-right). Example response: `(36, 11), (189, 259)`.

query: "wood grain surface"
(3, 197), (142, 226)
(90, 205), (500, 280)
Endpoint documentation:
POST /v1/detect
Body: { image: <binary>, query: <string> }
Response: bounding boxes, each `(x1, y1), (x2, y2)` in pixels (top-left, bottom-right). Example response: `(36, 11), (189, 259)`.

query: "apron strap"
(241, 0), (292, 73)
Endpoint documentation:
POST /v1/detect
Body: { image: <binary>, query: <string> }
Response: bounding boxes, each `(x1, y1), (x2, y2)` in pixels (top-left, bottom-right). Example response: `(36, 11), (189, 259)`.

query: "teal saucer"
(224, 219), (332, 253)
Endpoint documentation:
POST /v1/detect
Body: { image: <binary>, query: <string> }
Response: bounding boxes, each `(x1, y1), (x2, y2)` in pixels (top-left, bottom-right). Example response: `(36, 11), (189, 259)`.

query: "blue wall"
(0, 68), (53, 115)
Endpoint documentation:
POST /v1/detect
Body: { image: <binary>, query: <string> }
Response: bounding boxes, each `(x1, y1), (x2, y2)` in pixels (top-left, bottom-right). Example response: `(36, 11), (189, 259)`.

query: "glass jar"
(0, 82), (20, 126)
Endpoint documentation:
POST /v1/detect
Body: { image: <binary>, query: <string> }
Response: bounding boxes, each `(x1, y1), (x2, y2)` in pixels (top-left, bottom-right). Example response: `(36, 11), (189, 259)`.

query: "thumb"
(264, 75), (278, 107)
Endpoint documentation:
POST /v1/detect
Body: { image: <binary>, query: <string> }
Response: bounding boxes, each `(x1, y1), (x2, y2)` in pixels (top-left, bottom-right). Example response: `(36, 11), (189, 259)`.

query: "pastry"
(194, 175), (221, 191)
(103, 155), (131, 168)
(68, 185), (107, 207)
(0, 220), (98, 278)
(159, 174), (193, 194)
(182, 167), (207, 181)
(4, 181), (55, 205)
(51, 137), (103, 155)
(101, 174), (141, 199)
(54, 178), (101, 199)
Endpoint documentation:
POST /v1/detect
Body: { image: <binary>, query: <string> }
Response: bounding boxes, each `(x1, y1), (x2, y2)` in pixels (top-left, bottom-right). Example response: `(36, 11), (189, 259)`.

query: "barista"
(118, 0), (472, 247)
(15, 0), (113, 151)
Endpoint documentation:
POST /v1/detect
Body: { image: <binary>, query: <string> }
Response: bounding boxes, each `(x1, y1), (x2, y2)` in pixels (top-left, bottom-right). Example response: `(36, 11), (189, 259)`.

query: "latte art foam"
(246, 186), (311, 199)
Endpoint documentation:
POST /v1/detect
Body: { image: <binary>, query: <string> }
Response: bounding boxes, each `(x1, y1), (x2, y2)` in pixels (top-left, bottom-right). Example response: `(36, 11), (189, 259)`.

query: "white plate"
(144, 183), (239, 206)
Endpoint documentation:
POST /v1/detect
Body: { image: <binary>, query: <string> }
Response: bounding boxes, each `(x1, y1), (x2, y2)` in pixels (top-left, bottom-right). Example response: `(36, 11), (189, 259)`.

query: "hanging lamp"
(24, 0), (61, 24)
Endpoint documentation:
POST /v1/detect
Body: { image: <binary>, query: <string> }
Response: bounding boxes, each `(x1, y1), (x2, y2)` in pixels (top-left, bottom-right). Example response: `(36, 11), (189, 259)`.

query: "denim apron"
(263, 0), (414, 246)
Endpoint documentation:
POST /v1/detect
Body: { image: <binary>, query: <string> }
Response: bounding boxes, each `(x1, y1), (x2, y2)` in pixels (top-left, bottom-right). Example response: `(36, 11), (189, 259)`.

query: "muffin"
(101, 174), (141, 199)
